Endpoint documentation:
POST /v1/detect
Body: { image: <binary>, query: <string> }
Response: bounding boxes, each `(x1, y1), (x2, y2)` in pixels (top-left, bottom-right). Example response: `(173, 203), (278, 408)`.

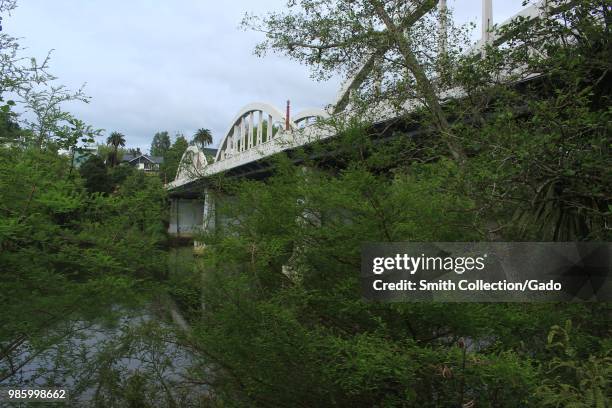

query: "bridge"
(167, 0), (548, 238)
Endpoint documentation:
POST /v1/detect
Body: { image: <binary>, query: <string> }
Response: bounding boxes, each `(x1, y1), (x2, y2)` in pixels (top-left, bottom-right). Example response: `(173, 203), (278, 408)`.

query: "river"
(1, 246), (208, 406)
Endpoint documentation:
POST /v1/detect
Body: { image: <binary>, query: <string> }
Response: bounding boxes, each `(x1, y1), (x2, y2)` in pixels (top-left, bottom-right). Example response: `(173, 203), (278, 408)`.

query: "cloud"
(7, 0), (527, 152)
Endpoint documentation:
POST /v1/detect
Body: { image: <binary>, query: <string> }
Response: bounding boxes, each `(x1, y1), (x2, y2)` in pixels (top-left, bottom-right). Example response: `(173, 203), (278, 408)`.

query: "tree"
(242, 0), (467, 161)
(186, 133), (609, 405)
(0, 1), (86, 150)
(192, 128), (213, 149)
(24, 85), (89, 148)
(106, 131), (126, 167)
(159, 135), (188, 183)
(127, 147), (142, 156)
(150, 131), (171, 157)
(0, 100), (26, 145)
(178, 1), (611, 406)
(449, 0), (611, 241)
(79, 154), (111, 194)
(55, 117), (99, 177)
(245, 0), (610, 241)
(0, 0), (170, 398)
(96, 143), (125, 164)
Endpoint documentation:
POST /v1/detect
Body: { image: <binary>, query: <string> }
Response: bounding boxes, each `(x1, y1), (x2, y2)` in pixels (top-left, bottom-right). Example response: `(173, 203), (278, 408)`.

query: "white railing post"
(233, 123), (239, 154)
(248, 111), (254, 149)
(240, 116), (246, 151)
(438, 0), (447, 56)
(482, 0), (493, 46)
(257, 111), (263, 145)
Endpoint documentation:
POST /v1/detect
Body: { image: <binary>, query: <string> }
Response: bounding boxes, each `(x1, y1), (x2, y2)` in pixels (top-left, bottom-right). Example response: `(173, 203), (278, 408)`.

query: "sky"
(6, 0), (527, 152)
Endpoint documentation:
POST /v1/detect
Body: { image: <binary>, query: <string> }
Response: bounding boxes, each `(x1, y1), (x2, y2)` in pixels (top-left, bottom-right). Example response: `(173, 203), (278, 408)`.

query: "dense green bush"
(183, 2), (610, 405)
(188, 138), (608, 405)
(0, 142), (168, 384)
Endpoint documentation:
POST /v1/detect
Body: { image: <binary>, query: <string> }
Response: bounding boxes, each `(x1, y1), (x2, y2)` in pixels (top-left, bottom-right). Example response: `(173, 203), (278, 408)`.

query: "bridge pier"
(168, 197), (205, 237)
(169, 188), (218, 256)
(202, 188), (216, 233)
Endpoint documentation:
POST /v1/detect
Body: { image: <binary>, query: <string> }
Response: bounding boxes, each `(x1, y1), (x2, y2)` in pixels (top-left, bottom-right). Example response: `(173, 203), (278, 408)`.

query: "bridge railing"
(169, 0), (554, 190)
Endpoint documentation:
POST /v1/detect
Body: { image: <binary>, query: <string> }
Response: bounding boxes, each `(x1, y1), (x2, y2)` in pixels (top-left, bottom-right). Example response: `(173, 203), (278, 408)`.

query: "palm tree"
(106, 131), (126, 167)
(192, 128), (213, 150)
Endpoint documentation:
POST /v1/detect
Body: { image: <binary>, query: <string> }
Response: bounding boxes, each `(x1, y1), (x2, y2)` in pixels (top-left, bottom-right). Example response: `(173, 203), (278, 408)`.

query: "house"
(122, 154), (164, 172)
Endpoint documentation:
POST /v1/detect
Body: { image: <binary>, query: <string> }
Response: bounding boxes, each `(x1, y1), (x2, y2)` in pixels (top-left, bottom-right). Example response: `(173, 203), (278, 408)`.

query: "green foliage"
(80, 154), (112, 193)
(192, 128), (213, 149)
(182, 125), (608, 406)
(0, 99), (26, 144)
(151, 131), (172, 157)
(106, 131), (127, 167)
(79, 154), (139, 194)
(0, 1), (608, 406)
(0, 143), (168, 384)
(246, 0), (610, 242)
(108, 162), (137, 187)
(95, 143), (125, 162)
(107, 131), (126, 148)
(536, 320), (611, 407)
(182, 3), (611, 404)
(127, 147), (142, 156)
(449, 0), (611, 241)
(0, 1), (172, 399)
(160, 134), (189, 182)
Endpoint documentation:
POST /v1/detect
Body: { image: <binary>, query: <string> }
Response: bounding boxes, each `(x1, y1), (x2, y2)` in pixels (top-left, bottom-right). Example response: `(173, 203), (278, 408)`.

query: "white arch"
(293, 108), (330, 126)
(215, 102), (291, 162)
(175, 145), (208, 181)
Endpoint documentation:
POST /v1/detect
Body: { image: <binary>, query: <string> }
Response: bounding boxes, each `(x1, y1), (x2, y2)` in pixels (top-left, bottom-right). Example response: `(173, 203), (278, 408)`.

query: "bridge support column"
(202, 188), (216, 233)
(168, 197), (204, 237)
(282, 166), (321, 282)
(233, 123), (240, 154)
(194, 189), (216, 254)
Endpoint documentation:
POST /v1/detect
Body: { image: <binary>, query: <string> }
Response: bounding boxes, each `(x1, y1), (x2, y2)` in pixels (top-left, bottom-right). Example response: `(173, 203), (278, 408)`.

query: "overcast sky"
(7, 0), (527, 152)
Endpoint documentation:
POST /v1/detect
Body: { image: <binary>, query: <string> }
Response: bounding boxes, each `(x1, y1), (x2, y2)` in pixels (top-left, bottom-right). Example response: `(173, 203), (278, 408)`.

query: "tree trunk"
(369, 0), (466, 163)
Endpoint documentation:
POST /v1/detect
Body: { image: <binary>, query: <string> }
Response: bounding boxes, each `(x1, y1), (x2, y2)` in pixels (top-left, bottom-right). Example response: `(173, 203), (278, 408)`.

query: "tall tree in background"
(192, 128), (213, 149)
(159, 134), (188, 183)
(79, 154), (112, 194)
(127, 147), (142, 156)
(150, 131), (171, 157)
(106, 131), (126, 167)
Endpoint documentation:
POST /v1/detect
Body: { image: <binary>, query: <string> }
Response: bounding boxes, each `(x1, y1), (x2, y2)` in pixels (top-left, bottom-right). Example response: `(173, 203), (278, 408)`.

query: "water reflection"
(1, 246), (207, 406)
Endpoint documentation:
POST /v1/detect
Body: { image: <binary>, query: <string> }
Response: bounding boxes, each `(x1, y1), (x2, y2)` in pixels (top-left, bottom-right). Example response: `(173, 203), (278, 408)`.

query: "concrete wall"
(168, 198), (204, 236)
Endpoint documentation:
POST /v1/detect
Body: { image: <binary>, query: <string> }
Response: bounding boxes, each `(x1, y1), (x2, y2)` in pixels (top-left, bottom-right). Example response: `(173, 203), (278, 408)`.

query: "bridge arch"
(293, 108), (330, 127)
(215, 102), (291, 162)
(176, 145), (208, 181)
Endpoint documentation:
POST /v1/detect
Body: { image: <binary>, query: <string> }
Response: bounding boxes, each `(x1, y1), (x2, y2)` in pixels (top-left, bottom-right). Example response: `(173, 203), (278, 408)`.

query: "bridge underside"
(166, 116), (424, 238)
(167, 72), (545, 239)
(169, 116), (426, 197)
(168, 198), (204, 237)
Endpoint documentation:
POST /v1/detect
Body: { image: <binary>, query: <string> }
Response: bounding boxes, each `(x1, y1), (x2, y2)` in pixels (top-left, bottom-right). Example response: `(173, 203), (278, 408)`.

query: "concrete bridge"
(167, 0), (548, 238)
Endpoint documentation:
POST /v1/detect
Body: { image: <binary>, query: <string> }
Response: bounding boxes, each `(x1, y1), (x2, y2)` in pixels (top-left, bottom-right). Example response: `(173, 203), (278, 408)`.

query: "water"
(0, 246), (207, 406)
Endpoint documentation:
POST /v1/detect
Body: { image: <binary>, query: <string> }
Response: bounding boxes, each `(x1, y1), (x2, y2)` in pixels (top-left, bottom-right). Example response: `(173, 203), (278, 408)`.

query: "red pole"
(285, 100), (290, 131)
